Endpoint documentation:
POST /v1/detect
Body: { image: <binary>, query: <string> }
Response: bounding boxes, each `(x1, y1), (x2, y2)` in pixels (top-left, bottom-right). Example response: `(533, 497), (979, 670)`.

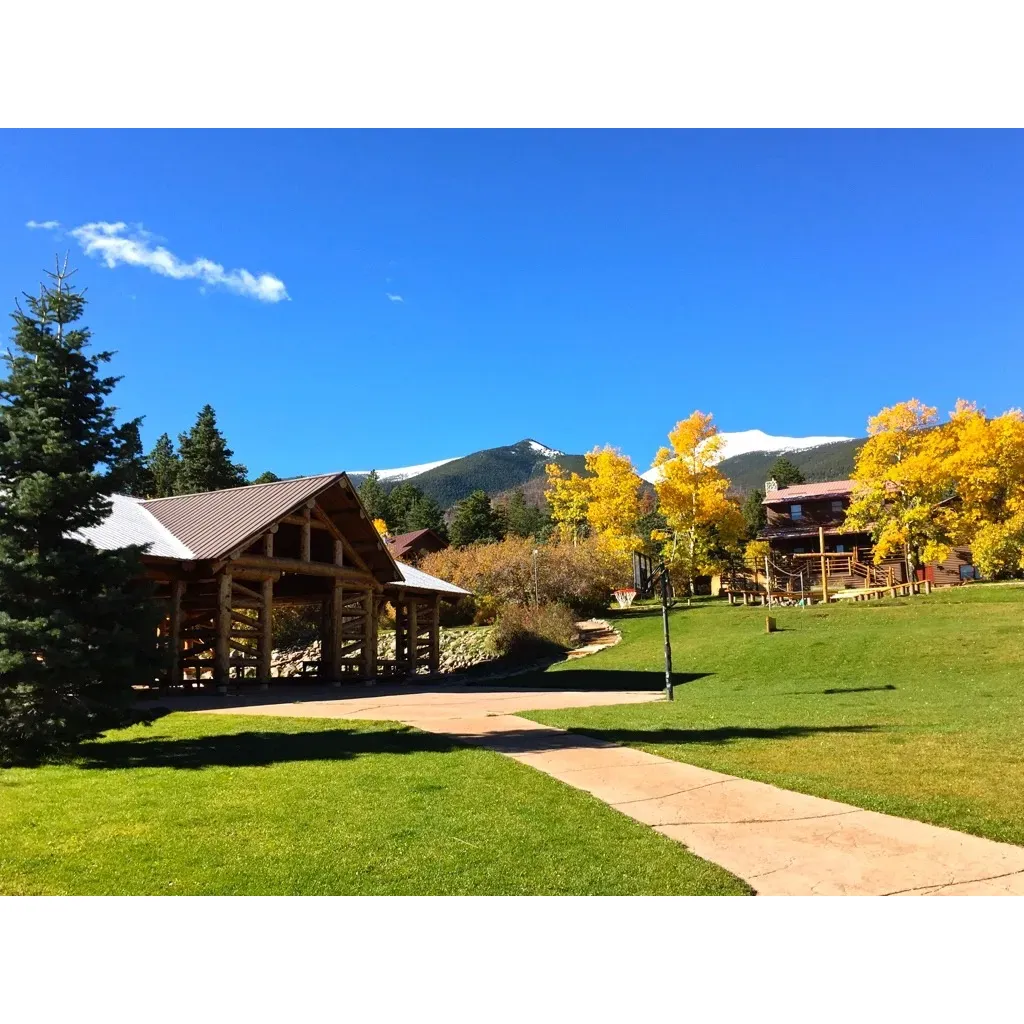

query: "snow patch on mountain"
(525, 439), (564, 458)
(352, 457), (462, 482)
(640, 429), (852, 483)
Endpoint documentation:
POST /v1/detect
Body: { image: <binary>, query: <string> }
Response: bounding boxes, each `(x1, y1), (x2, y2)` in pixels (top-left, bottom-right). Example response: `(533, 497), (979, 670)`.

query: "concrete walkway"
(184, 685), (1024, 895)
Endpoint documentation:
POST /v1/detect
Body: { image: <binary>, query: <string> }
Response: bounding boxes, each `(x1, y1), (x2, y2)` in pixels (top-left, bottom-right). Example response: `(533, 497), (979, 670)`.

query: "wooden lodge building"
(756, 477), (978, 595)
(385, 527), (448, 563)
(80, 473), (469, 692)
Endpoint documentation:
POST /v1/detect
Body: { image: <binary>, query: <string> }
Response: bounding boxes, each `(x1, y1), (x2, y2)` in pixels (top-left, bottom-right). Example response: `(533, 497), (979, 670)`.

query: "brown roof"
(142, 474), (342, 559)
(763, 479), (855, 504)
(386, 528), (446, 560)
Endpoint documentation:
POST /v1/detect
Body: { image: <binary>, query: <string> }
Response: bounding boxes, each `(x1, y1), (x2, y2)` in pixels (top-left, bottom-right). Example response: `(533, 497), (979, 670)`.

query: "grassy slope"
(524, 585), (1024, 846)
(0, 713), (747, 896)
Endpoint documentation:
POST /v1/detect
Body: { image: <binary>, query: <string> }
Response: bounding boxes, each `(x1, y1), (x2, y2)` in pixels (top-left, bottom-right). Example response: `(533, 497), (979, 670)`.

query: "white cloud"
(386, 292), (404, 303)
(66, 221), (289, 303)
(26, 219), (61, 230)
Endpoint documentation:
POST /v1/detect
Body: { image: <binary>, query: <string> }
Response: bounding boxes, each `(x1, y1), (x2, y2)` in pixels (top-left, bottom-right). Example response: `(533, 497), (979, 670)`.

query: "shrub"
(491, 603), (580, 662)
(272, 606), (319, 653)
(420, 536), (628, 617)
(438, 596), (477, 627)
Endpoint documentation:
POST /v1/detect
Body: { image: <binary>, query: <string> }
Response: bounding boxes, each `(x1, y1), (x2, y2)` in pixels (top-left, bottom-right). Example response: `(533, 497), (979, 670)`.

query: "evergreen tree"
(742, 487), (767, 537)
(503, 488), (548, 539)
(0, 264), (161, 765)
(251, 471), (281, 485)
(449, 490), (505, 547)
(110, 419), (153, 497)
(387, 482), (422, 533)
(358, 470), (392, 526)
(766, 456), (805, 489)
(405, 493), (447, 537)
(175, 404), (247, 494)
(147, 433), (180, 498)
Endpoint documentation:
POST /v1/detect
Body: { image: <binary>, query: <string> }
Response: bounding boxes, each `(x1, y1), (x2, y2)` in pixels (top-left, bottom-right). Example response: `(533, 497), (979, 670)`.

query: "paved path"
(181, 684), (1024, 895)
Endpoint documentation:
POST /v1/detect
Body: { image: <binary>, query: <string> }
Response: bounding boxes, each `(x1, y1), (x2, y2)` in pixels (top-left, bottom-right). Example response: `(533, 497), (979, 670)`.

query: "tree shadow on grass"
(781, 685), (897, 696)
(468, 670), (711, 692)
(560, 723), (883, 750)
(77, 726), (461, 771)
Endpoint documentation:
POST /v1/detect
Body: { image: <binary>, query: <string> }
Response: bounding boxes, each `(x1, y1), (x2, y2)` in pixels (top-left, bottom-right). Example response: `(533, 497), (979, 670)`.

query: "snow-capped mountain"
(351, 456), (462, 483)
(640, 429), (852, 483)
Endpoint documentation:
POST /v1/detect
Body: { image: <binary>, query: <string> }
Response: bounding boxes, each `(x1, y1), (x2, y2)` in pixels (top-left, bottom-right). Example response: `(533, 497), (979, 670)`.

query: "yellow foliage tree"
(583, 445), (644, 558)
(544, 462), (590, 544)
(653, 411), (745, 592)
(940, 401), (1024, 577)
(844, 399), (955, 578)
(372, 517), (390, 539)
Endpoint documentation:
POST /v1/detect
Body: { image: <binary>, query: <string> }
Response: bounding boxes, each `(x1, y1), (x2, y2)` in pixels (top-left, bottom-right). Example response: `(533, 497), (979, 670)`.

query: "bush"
(490, 603), (580, 662)
(420, 536), (628, 617)
(272, 606), (319, 653)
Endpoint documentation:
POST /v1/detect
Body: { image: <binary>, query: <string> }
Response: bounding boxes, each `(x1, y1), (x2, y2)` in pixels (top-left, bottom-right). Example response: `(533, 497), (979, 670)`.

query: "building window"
(791, 504), (803, 520)
(831, 500), (843, 514)
(835, 544), (846, 553)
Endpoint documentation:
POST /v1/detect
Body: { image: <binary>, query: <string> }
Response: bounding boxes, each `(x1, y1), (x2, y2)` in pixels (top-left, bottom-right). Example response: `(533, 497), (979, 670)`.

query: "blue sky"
(3, 130), (1023, 477)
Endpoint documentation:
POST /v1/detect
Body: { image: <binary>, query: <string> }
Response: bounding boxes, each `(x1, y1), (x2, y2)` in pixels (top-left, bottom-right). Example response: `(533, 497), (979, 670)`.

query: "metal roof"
(141, 474), (341, 559)
(75, 494), (196, 559)
(763, 480), (855, 504)
(388, 561), (471, 596)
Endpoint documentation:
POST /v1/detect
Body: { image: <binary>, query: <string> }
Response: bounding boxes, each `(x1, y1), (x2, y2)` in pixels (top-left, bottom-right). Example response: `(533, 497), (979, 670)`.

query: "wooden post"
(407, 598), (418, 676)
(167, 579), (184, 690)
(301, 506), (311, 562)
(327, 581), (344, 684)
(819, 527), (829, 604)
(262, 530), (274, 557)
(924, 579), (932, 595)
(361, 589), (377, 682)
(258, 577), (273, 689)
(215, 572), (232, 692)
(429, 594), (441, 674)
(765, 615), (777, 633)
(334, 537), (344, 566)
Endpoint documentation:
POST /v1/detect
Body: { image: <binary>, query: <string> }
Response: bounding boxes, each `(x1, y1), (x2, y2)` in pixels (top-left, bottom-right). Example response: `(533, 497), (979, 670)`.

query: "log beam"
(301, 507), (312, 562)
(229, 554), (380, 586)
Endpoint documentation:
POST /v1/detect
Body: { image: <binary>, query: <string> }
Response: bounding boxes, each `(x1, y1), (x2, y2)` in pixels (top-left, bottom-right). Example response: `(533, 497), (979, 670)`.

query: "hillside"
(717, 438), (864, 494)
(360, 440), (586, 509)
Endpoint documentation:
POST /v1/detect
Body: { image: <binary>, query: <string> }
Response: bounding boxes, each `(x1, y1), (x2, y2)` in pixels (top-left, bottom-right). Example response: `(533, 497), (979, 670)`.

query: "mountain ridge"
(344, 432), (862, 509)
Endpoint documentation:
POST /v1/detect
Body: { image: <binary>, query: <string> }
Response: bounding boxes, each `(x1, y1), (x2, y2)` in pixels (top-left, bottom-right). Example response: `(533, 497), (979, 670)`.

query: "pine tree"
(742, 487), (767, 537)
(503, 488), (548, 539)
(449, 490), (505, 548)
(358, 470), (392, 526)
(147, 433), (180, 498)
(251, 471), (281, 485)
(0, 263), (161, 765)
(110, 420), (153, 498)
(766, 456), (805, 489)
(405, 493), (447, 536)
(175, 404), (247, 494)
(387, 482), (422, 533)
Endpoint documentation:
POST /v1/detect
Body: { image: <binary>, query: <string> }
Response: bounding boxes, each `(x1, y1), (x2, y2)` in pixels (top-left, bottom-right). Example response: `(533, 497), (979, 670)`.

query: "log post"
(327, 580), (344, 685)
(215, 572), (232, 692)
(334, 537), (344, 566)
(167, 579), (184, 690)
(819, 527), (829, 604)
(401, 598), (413, 675)
(429, 594), (441, 674)
(258, 577), (273, 689)
(361, 588), (377, 682)
(301, 506), (312, 561)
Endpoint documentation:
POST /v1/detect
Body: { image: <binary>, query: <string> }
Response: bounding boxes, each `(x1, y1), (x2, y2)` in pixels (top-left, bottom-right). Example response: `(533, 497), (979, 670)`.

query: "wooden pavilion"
(80, 474), (469, 692)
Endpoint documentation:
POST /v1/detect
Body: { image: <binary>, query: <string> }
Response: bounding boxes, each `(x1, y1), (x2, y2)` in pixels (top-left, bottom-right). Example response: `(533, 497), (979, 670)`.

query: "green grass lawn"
(523, 584), (1024, 846)
(0, 712), (748, 895)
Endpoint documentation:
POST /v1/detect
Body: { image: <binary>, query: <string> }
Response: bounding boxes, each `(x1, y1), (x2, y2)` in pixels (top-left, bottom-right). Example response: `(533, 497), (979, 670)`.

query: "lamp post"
(659, 559), (674, 701)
